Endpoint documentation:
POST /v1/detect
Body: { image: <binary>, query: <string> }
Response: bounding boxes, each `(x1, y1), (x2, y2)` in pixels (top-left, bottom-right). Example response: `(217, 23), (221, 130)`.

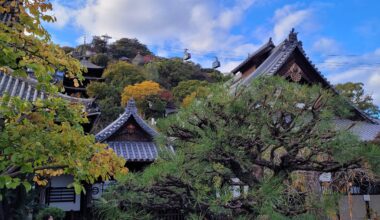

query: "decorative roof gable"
(95, 98), (159, 142)
(231, 38), (275, 74)
(231, 28), (377, 125)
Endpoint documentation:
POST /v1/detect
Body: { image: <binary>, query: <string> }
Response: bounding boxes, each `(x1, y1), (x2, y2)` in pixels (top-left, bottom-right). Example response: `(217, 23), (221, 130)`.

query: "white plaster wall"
(48, 175), (81, 211)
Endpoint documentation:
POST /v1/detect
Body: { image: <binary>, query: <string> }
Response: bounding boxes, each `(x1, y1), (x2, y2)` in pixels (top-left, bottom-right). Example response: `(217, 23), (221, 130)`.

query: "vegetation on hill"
(79, 36), (228, 130)
(87, 62), (147, 130)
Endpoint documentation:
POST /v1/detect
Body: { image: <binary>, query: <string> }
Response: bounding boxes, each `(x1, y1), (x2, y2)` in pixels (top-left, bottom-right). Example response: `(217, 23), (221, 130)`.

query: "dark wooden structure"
(63, 58), (104, 98)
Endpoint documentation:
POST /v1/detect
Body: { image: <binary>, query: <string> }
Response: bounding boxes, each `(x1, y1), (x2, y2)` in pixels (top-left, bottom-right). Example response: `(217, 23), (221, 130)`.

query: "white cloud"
(321, 49), (380, 105)
(219, 60), (242, 73)
(63, 0), (257, 54)
(47, 2), (77, 29)
(312, 37), (341, 55)
(271, 5), (315, 43)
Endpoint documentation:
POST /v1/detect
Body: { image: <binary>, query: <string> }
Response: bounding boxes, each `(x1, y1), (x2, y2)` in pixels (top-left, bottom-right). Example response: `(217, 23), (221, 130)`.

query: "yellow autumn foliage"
(121, 81), (162, 106)
(182, 92), (197, 108)
(181, 86), (209, 108)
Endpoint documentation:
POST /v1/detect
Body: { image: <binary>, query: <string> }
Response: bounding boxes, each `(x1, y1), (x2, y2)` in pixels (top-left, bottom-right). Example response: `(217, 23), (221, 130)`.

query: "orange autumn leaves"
(121, 81), (162, 106)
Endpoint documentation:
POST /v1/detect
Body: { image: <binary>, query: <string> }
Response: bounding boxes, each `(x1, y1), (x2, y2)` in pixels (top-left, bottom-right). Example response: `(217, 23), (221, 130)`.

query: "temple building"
(95, 98), (160, 171)
(230, 29), (380, 136)
(42, 99), (163, 218)
(230, 28), (380, 219)
(63, 57), (104, 98)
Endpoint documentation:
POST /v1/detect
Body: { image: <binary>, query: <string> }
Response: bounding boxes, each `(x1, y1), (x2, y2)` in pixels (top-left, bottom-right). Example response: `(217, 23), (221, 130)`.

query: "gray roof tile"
(107, 141), (158, 161)
(335, 119), (380, 141)
(0, 72), (99, 114)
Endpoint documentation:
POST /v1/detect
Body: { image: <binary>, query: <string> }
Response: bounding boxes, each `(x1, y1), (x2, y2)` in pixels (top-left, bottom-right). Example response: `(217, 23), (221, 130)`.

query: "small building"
(43, 99), (163, 218)
(95, 98), (160, 171)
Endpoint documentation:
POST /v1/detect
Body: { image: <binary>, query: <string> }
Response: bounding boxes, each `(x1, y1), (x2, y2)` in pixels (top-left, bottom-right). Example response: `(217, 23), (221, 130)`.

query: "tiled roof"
(231, 38), (275, 74)
(107, 141), (158, 161)
(230, 29), (377, 124)
(0, 72), (99, 114)
(335, 119), (380, 141)
(95, 98), (159, 142)
(80, 59), (104, 69)
(235, 30), (311, 86)
(0, 72), (46, 102)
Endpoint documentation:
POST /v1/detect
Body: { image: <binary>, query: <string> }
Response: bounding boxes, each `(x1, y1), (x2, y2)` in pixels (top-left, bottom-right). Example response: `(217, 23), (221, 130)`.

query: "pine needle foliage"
(95, 76), (380, 219)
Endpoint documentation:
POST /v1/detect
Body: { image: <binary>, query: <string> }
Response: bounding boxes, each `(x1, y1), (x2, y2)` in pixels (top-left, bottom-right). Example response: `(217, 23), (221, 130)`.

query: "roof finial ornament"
(126, 98), (137, 113)
(288, 28), (298, 42)
(268, 37), (273, 44)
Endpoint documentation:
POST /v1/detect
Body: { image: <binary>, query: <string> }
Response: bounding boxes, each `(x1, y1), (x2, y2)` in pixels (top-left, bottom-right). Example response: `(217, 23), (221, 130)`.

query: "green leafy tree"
(95, 77), (380, 219)
(172, 80), (208, 103)
(36, 207), (65, 220)
(109, 38), (151, 59)
(91, 35), (108, 54)
(144, 58), (207, 89)
(60, 46), (75, 54)
(87, 61), (147, 130)
(90, 53), (110, 67)
(0, 0), (127, 208)
(335, 82), (380, 118)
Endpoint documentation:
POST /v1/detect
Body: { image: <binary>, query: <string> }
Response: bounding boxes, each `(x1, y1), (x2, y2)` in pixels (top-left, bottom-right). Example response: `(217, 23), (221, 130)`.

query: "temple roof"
(230, 29), (377, 125)
(95, 99), (160, 161)
(80, 59), (104, 69)
(0, 72), (99, 115)
(335, 119), (380, 141)
(231, 38), (275, 74)
(95, 98), (159, 142)
(108, 141), (158, 162)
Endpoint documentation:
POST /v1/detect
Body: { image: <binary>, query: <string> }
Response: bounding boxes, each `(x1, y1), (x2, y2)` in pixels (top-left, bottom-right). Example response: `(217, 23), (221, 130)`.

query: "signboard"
(92, 181), (116, 200)
(319, 172), (332, 182)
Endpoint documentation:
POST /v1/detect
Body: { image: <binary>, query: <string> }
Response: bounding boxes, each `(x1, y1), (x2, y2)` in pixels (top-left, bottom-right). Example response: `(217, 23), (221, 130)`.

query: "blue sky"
(46, 0), (380, 104)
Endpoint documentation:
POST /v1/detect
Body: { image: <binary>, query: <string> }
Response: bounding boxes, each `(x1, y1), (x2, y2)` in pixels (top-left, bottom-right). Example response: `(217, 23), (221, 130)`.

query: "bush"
(36, 207), (65, 220)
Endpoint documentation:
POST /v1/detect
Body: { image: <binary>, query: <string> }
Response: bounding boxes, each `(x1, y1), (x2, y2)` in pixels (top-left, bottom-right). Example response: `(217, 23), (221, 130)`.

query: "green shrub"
(36, 207), (65, 220)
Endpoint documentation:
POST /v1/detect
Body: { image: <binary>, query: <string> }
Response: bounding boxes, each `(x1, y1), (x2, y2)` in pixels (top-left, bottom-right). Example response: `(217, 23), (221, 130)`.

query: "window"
(45, 187), (76, 204)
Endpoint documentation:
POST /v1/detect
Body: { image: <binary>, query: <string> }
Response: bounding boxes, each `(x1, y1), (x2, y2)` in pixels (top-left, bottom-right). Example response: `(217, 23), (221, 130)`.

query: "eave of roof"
(107, 141), (158, 161)
(80, 59), (104, 69)
(95, 98), (159, 142)
(0, 72), (98, 112)
(231, 38), (275, 74)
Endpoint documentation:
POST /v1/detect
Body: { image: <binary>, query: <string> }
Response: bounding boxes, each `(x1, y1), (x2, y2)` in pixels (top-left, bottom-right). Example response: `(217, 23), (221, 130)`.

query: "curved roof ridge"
(231, 38), (275, 74)
(95, 98), (159, 142)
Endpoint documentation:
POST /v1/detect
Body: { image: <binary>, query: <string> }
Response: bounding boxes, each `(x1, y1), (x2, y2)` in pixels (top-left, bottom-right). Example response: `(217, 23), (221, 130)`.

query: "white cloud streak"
(321, 49), (380, 105)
